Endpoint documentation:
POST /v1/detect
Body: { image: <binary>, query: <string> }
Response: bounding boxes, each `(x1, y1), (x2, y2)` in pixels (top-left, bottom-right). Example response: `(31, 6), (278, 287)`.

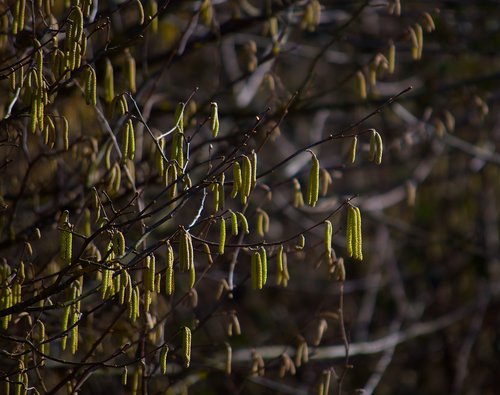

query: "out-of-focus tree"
(1, 1), (499, 394)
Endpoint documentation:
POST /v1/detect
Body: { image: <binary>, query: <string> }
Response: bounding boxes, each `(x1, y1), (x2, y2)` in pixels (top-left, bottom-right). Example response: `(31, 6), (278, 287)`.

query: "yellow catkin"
(348, 136), (357, 164)
(408, 26), (419, 60)
(231, 162), (242, 198)
(211, 182), (220, 213)
(121, 366), (128, 385)
(113, 230), (126, 256)
(160, 345), (169, 374)
(85, 65), (97, 106)
(59, 211), (72, 264)
(218, 217), (226, 255)
(251, 251), (263, 290)
(240, 155), (252, 204)
(165, 241), (174, 295)
(127, 120), (135, 160)
(355, 71), (367, 99)
(306, 151), (319, 207)
(324, 220), (332, 260)
(182, 326), (192, 368)
(369, 130), (377, 162)
(353, 206), (363, 260)
(104, 58), (114, 103)
(229, 210), (238, 236)
(346, 206), (355, 258)
(276, 244), (284, 275)
(210, 102), (219, 137)
(258, 247), (267, 286)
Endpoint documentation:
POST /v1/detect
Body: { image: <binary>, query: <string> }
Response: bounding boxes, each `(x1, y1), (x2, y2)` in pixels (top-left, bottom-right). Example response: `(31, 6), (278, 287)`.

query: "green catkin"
(276, 244), (284, 274)
(237, 212), (249, 234)
(251, 251), (263, 290)
(165, 241), (174, 295)
(61, 305), (70, 350)
(231, 162), (242, 198)
(188, 262), (196, 288)
(84, 65), (97, 106)
(353, 206), (363, 260)
(240, 155), (252, 203)
(147, 255), (156, 292)
(182, 326), (192, 368)
(356, 71), (367, 99)
(306, 151), (320, 207)
(258, 247), (267, 286)
(211, 183), (220, 213)
(113, 230), (125, 256)
(210, 102), (219, 137)
(225, 343), (232, 374)
(121, 366), (128, 386)
(229, 210), (238, 236)
(346, 206), (355, 258)
(127, 120), (135, 160)
(324, 220), (332, 260)
(348, 136), (358, 164)
(69, 308), (79, 354)
(218, 217), (226, 255)
(104, 58), (114, 103)
(121, 121), (130, 159)
(160, 345), (169, 374)
(218, 173), (225, 209)
(59, 211), (72, 264)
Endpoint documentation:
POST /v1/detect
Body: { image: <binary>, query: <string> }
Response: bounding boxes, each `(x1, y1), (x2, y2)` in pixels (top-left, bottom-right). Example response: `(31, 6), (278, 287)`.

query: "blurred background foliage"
(0, 0), (499, 394)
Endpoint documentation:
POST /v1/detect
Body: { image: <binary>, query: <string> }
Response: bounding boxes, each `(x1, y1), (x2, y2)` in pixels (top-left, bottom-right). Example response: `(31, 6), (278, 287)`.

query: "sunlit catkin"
(388, 41), (395, 74)
(324, 220), (333, 260)
(182, 326), (192, 368)
(237, 212), (249, 234)
(165, 241), (174, 295)
(258, 247), (267, 286)
(251, 251), (263, 290)
(348, 136), (358, 164)
(229, 210), (238, 236)
(210, 102), (219, 137)
(306, 151), (319, 207)
(231, 162), (242, 198)
(218, 217), (226, 255)
(160, 344), (169, 374)
(241, 155), (252, 204)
